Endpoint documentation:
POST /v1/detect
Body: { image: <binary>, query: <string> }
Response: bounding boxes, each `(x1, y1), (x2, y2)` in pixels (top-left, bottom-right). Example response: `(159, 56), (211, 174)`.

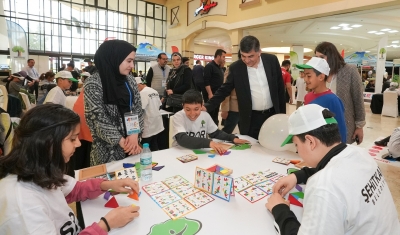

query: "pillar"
(229, 29), (243, 61)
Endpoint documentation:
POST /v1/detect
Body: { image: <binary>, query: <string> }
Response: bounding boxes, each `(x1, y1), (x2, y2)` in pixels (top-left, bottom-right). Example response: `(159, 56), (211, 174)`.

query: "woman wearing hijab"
(315, 42), (366, 145)
(84, 40), (144, 166)
(165, 52), (193, 113)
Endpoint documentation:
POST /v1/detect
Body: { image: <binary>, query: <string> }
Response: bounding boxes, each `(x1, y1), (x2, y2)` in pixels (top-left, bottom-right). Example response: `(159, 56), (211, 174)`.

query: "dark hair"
(157, 53), (167, 59)
(312, 68), (328, 81)
(45, 71), (55, 80)
(238, 50), (241, 59)
(133, 72), (138, 77)
(196, 60), (201, 64)
(27, 59), (34, 63)
(240, 36), (260, 53)
(182, 57), (189, 64)
(39, 73), (46, 81)
(296, 109), (341, 146)
(182, 90), (203, 105)
(282, 60), (291, 67)
(0, 104), (80, 189)
(214, 49), (226, 58)
(314, 42), (346, 75)
(67, 63), (75, 69)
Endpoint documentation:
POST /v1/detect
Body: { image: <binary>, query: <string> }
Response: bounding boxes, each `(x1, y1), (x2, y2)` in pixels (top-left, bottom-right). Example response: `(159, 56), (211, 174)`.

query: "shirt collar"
(315, 143), (347, 171)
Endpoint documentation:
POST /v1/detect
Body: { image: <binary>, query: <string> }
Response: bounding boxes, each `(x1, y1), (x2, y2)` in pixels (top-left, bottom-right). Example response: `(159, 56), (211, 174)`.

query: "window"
(137, 1), (146, 16)
(146, 3), (154, 17)
(128, 0), (137, 14)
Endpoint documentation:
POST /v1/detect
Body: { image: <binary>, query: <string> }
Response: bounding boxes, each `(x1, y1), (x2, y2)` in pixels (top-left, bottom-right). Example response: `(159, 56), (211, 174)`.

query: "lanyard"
(125, 82), (132, 112)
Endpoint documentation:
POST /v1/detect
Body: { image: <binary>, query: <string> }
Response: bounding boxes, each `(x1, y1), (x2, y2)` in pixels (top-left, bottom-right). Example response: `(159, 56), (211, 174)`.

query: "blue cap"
(143, 143), (149, 148)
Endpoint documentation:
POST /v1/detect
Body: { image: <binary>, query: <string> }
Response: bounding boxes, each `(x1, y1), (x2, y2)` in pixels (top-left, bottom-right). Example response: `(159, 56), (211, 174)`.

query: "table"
(80, 136), (303, 234)
(370, 93), (400, 114)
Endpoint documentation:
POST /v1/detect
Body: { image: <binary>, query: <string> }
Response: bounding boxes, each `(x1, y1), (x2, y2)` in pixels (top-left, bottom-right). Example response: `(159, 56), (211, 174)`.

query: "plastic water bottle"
(140, 143), (152, 182)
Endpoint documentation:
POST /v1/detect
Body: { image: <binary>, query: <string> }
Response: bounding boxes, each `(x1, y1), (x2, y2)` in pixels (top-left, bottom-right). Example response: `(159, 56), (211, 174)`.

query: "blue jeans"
(222, 111), (240, 134)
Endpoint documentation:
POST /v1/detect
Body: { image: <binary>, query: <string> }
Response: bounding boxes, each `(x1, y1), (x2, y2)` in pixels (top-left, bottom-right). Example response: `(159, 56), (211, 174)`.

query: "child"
(135, 77), (164, 151)
(0, 104), (140, 234)
(172, 90), (248, 154)
(296, 57), (347, 143)
(295, 70), (306, 109)
(267, 104), (400, 234)
(44, 71), (78, 106)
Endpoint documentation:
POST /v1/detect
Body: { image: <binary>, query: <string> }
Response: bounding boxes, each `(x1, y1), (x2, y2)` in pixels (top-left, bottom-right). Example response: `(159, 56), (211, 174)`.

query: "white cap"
(135, 77), (144, 84)
(55, 71), (78, 82)
(81, 72), (91, 77)
(296, 57), (330, 76)
(281, 104), (338, 146)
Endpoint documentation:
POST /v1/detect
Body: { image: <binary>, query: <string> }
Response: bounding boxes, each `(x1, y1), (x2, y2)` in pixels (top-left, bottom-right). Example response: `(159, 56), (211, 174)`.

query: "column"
(229, 29), (243, 61)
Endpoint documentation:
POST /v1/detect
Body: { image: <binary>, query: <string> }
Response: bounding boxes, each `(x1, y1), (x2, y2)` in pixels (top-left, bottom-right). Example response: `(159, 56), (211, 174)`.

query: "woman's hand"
(100, 205), (140, 231)
(233, 138), (250, 144)
(124, 134), (142, 155)
(265, 193), (290, 212)
(166, 89), (173, 95)
(100, 178), (139, 194)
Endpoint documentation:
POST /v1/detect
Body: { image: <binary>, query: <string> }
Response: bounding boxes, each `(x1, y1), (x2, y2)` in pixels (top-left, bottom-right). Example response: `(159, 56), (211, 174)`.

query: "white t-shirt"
(172, 110), (217, 146)
(388, 127), (400, 158)
(140, 86), (164, 138)
(295, 77), (307, 102)
(0, 175), (82, 234)
(299, 145), (400, 235)
(44, 86), (66, 106)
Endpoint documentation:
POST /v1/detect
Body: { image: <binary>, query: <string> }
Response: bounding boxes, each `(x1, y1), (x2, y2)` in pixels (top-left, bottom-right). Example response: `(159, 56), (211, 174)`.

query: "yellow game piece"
(131, 204), (137, 207)
(220, 169), (229, 174)
(210, 150), (216, 153)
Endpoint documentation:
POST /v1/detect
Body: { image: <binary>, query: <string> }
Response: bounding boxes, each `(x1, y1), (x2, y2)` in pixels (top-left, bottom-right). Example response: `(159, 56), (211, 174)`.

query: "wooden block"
(79, 164), (107, 181)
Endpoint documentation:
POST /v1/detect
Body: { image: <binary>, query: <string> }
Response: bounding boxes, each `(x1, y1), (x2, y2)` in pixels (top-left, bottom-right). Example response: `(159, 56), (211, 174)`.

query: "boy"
(266, 104), (399, 235)
(172, 90), (248, 154)
(135, 77), (164, 151)
(44, 71), (78, 106)
(296, 57), (347, 143)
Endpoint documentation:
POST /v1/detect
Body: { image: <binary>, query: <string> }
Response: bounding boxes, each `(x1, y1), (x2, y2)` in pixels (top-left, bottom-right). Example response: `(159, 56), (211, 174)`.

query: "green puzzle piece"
(193, 149), (208, 154)
(147, 217), (202, 235)
(231, 143), (251, 150)
(291, 191), (304, 199)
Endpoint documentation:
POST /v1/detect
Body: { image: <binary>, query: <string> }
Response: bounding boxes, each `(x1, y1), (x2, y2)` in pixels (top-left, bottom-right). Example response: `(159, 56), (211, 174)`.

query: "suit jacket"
(204, 53), (286, 135)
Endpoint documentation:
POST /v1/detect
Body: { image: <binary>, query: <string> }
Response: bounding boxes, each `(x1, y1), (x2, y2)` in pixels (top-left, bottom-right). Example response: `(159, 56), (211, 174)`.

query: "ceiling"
(193, 6), (400, 60)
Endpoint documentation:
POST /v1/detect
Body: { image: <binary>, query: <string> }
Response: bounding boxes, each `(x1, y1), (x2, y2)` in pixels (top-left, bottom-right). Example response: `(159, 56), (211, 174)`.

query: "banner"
(6, 20), (29, 72)
(375, 36), (388, 94)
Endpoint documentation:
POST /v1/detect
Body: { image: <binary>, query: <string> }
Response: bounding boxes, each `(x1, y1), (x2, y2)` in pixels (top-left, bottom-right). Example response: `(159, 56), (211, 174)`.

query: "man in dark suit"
(202, 36), (286, 139)
(192, 60), (204, 92)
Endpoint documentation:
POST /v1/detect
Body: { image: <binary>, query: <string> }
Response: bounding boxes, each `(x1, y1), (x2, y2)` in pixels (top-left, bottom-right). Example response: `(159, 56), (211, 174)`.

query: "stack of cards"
(177, 154), (198, 163)
(272, 157), (291, 165)
(142, 175), (214, 220)
(194, 167), (234, 201)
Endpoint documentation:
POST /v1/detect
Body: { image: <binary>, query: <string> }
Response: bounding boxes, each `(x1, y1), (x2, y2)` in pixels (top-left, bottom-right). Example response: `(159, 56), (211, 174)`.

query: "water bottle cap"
(143, 143), (149, 148)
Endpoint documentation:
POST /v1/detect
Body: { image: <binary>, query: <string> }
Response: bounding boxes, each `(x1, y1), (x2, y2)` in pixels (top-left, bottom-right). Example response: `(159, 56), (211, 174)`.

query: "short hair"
(0, 104), (80, 189)
(157, 53), (167, 59)
(67, 63), (75, 69)
(196, 60), (201, 64)
(295, 109), (341, 146)
(282, 60), (291, 67)
(240, 36), (260, 53)
(27, 59), (34, 63)
(238, 50), (241, 59)
(45, 71), (55, 80)
(314, 42), (345, 75)
(312, 68), (328, 81)
(182, 57), (189, 64)
(214, 49), (226, 58)
(182, 90), (203, 105)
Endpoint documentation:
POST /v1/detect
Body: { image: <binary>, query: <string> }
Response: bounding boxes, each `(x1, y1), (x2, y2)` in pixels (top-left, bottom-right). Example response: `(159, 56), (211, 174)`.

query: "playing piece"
(177, 154), (199, 163)
(162, 175), (189, 188)
(194, 167), (213, 193)
(256, 180), (275, 195)
(151, 190), (181, 208)
(172, 184), (200, 197)
(162, 200), (196, 220)
(231, 143), (251, 150)
(211, 174), (233, 201)
(242, 172), (268, 184)
(239, 186), (268, 203)
(104, 196), (119, 208)
(184, 191), (214, 208)
(233, 177), (252, 192)
(264, 172), (278, 179)
(127, 191), (139, 201)
(272, 157), (291, 165)
(142, 182), (170, 196)
(115, 167), (138, 181)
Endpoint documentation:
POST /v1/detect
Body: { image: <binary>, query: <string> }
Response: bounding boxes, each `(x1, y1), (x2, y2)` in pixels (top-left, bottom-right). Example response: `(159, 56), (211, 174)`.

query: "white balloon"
(258, 114), (290, 151)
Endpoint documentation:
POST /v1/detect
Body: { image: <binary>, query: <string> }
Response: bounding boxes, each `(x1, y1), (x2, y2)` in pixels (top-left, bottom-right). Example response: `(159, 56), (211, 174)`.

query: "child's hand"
(265, 193), (290, 212)
(100, 178), (139, 194)
(209, 141), (227, 155)
(101, 205), (140, 231)
(233, 138), (250, 144)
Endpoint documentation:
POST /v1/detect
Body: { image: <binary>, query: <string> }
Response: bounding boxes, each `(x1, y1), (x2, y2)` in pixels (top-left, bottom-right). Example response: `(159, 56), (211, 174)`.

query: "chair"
(381, 91), (398, 118)
(0, 85), (8, 111)
(0, 112), (14, 156)
(19, 92), (32, 111)
(168, 115), (175, 148)
(65, 96), (78, 110)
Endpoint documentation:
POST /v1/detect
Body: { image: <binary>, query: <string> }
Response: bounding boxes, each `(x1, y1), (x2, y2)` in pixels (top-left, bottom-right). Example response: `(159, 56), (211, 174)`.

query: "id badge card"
(162, 78), (166, 88)
(124, 112), (140, 135)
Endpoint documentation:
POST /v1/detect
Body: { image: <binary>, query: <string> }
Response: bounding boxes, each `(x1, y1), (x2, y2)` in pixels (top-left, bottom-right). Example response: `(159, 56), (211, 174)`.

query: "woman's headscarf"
(171, 52), (183, 69)
(94, 40), (136, 105)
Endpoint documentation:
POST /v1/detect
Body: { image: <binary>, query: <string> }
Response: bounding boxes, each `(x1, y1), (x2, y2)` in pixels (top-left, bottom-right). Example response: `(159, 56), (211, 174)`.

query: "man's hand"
(352, 127), (364, 145)
(209, 141), (227, 155)
(221, 111), (228, 119)
(272, 174), (297, 196)
(166, 89), (173, 95)
(208, 93), (213, 99)
(265, 193), (290, 212)
(289, 98), (293, 104)
(27, 81), (34, 87)
(233, 138), (250, 144)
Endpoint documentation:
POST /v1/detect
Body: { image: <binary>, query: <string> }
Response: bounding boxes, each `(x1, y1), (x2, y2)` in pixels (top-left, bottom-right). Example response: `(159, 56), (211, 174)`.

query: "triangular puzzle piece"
(104, 196), (119, 208)
(128, 191), (139, 201)
(288, 194), (303, 207)
(291, 191), (304, 199)
(207, 166), (217, 172)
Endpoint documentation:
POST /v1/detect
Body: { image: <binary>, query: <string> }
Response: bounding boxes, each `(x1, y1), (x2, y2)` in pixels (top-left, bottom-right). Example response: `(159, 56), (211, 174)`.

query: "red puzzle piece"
(128, 191), (139, 201)
(288, 194), (303, 207)
(104, 196), (119, 208)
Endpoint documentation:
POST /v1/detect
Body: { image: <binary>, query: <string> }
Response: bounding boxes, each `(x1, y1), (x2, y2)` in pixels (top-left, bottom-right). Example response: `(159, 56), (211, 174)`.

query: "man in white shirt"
(135, 77), (164, 151)
(266, 104), (400, 235)
(23, 59), (40, 101)
(44, 71), (78, 106)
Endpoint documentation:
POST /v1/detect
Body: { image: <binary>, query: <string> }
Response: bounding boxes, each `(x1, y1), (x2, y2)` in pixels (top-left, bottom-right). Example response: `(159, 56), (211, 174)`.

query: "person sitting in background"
(172, 90), (248, 154)
(8, 72), (34, 97)
(44, 71), (78, 106)
(365, 78), (375, 92)
(385, 82), (400, 96)
(37, 71), (56, 104)
(66, 63), (80, 95)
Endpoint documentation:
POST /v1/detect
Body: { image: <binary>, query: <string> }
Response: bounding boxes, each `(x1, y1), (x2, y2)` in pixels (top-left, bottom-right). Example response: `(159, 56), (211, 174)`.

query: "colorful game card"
(162, 175), (189, 189)
(177, 154), (198, 163)
(269, 174), (286, 183)
(184, 191), (214, 208)
(256, 169), (271, 178)
(172, 184), (200, 197)
(162, 200), (196, 220)
(272, 157), (291, 165)
(142, 182), (170, 196)
(239, 186), (268, 203)
(264, 172), (278, 179)
(194, 167), (213, 193)
(211, 174), (233, 201)
(242, 172), (268, 184)
(233, 177), (252, 192)
(151, 190), (181, 208)
(115, 167), (138, 181)
(256, 180), (275, 195)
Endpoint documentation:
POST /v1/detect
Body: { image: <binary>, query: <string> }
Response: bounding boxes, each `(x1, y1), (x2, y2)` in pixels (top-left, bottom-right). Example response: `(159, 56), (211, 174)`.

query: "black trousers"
(248, 109), (276, 140)
(141, 135), (159, 151)
(67, 140), (92, 177)
(28, 82), (39, 100)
